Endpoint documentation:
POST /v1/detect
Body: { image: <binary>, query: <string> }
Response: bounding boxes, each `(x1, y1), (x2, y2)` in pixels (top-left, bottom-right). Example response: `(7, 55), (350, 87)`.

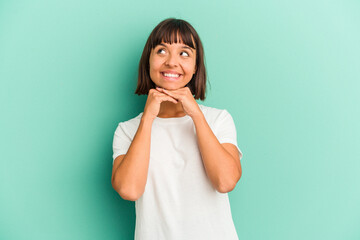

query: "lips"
(161, 72), (182, 79)
(161, 70), (182, 75)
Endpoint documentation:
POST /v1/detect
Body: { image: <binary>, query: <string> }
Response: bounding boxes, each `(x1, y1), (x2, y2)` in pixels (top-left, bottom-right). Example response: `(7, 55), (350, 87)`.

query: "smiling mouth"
(161, 72), (182, 80)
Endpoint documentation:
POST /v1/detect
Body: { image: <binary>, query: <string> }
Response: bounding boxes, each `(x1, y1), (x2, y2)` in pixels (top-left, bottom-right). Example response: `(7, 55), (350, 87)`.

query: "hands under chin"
(155, 86), (202, 118)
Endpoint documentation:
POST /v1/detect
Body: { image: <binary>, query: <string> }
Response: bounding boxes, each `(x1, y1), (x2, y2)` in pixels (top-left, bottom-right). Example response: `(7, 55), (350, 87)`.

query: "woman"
(112, 18), (243, 240)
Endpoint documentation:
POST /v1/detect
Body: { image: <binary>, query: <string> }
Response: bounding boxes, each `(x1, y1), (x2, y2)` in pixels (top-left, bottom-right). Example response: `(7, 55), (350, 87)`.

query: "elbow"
(216, 170), (242, 193)
(115, 185), (141, 201)
(111, 178), (142, 201)
(118, 188), (140, 201)
(217, 181), (237, 193)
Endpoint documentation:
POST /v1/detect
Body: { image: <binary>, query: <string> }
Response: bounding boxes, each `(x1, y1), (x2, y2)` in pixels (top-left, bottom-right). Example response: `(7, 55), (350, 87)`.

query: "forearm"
(192, 113), (240, 193)
(113, 115), (153, 199)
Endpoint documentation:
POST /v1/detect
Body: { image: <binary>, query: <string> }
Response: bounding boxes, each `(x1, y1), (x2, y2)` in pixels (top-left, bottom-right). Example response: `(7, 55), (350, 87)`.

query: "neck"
(157, 101), (186, 118)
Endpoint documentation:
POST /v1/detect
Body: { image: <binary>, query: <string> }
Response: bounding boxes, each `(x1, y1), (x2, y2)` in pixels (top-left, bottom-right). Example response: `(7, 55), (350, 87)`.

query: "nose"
(165, 53), (178, 67)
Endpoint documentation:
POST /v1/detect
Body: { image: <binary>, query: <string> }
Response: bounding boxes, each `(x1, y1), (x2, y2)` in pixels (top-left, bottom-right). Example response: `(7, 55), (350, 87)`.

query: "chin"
(155, 81), (188, 90)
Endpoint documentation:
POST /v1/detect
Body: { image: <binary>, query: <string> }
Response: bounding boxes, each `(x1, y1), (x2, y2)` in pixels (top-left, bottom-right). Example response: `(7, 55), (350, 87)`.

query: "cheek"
(185, 62), (196, 74)
(149, 58), (162, 70)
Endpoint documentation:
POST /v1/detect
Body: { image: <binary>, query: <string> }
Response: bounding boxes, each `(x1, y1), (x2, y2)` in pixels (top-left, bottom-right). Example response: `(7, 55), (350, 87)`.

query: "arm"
(192, 113), (242, 193)
(111, 114), (154, 201)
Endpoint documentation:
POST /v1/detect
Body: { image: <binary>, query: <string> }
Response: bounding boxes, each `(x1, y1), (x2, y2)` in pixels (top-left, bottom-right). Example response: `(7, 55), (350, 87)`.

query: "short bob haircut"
(135, 18), (207, 100)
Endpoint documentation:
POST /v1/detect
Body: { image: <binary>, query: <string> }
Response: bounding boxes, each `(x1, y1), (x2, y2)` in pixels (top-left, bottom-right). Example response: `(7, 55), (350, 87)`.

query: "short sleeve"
(215, 109), (243, 159)
(112, 122), (132, 165)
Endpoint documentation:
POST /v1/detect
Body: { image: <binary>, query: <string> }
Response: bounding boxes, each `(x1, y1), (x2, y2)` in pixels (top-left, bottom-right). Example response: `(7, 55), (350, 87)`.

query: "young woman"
(111, 18), (243, 240)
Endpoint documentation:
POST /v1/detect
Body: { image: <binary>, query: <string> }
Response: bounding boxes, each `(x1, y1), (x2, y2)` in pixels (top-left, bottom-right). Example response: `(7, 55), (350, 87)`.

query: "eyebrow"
(158, 43), (194, 53)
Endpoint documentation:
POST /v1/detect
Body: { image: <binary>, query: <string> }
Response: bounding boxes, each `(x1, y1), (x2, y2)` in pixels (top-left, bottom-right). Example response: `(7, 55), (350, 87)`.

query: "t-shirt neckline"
(154, 114), (191, 124)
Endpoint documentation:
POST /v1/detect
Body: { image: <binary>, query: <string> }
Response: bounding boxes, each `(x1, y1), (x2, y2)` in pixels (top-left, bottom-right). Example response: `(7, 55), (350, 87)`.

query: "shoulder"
(119, 112), (143, 125)
(198, 103), (230, 122)
(198, 104), (234, 132)
(115, 112), (143, 136)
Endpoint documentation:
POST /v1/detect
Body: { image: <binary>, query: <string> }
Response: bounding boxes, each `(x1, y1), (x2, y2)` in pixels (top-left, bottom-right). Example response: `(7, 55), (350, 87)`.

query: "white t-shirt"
(112, 103), (243, 240)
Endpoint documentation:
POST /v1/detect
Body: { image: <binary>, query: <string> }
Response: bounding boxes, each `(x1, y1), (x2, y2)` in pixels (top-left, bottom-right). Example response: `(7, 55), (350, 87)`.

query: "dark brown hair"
(135, 18), (207, 100)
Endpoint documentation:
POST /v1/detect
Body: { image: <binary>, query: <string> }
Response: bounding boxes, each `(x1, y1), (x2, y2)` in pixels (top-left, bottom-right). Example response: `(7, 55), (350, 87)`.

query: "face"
(149, 38), (197, 90)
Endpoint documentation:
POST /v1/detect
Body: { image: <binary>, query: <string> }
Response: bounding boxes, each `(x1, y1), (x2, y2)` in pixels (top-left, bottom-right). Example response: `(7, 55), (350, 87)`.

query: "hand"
(155, 86), (202, 118)
(143, 88), (179, 121)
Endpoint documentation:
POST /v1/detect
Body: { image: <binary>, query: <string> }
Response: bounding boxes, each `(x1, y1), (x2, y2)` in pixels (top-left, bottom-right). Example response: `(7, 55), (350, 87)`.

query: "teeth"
(163, 72), (180, 78)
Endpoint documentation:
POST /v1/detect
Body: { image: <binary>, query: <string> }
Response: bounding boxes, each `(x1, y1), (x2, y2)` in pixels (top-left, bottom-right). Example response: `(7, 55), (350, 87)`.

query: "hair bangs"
(150, 22), (196, 50)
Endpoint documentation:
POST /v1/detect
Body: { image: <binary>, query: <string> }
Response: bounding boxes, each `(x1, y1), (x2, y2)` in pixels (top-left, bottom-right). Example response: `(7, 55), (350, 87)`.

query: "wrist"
(191, 111), (205, 124)
(141, 113), (155, 123)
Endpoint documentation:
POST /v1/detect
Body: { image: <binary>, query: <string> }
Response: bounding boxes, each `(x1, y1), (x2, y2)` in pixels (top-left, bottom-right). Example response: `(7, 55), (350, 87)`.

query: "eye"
(181, 51), (189, 57)
(157, 48), (166, 54)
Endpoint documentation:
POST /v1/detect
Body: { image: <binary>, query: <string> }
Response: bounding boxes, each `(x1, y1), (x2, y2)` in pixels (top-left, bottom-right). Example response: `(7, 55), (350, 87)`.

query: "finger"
(156, 89), (179, 100)
(161, 88), (179, 99)
(162, 93), (178, 103)
(160, 95), (178, 104)
(156, 87), (182, 102)
(155, 91), (178, 103)
(156, 86), (179, 94)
